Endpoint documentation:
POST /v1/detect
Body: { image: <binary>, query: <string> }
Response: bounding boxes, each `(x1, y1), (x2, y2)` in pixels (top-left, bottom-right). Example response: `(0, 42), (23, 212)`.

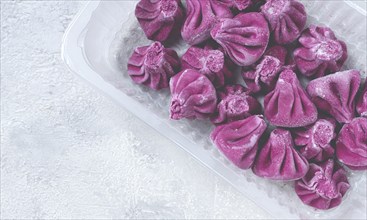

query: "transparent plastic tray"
(62, 1), (367, 219)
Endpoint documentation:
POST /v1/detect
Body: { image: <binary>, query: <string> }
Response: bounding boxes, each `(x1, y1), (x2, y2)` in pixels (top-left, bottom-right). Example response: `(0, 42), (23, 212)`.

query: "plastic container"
(62, 1), (366, 219)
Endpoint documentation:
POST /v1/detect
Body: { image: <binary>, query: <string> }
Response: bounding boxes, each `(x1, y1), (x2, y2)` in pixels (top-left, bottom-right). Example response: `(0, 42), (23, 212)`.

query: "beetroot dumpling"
(127, 42), (180, 90)
(210, 115), (267, 169)
(169, 69), (217, 120)
(293, 118), (336, 162)
(135, 0), (184, 42)
(181, 0), (233, 45)
(264, 69), (318, 127)
(260, 0), (306, 45)
(336, 117), (367, 170)
(295, 159), (350, 210)
(210, 12), (270, 66)
(211, 84), (261, 124)
(242, 45), (294, 94)
(356, 82), (367, 117)
(242, 55), (283, 94)
(181, 46), (233, 88)
(252, 129), (309, 180)
(306, 70), (361, 124)
(294, 25), (348, 78)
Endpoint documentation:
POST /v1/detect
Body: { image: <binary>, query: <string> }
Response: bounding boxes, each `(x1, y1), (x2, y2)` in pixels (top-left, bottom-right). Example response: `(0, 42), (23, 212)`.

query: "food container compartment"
(62, 1), (366, 219)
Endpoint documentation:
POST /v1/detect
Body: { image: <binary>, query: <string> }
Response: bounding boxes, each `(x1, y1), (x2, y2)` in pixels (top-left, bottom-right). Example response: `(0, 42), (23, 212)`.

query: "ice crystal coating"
(261, 0), (307, 45)
(306, 69), (361, 123)
(169, 69), (217, 120)
(294, 25), (348, 78)
(210, 12), (270, 66)
(211, 84), (261, 124)
(127, 41), (180, 90)
(295, 159), (350, 210)
(210, 115), (267, 169)
(253, 129), (309, 180)
(264, 69), (318, 127)
(336, 117), (367, 170)
(181, 0), (233, 45)
(135, 0), (184, 42)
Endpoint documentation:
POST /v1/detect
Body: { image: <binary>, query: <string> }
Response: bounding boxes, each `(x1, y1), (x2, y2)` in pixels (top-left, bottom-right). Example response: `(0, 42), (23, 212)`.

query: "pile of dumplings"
(127, 0), (367, 210)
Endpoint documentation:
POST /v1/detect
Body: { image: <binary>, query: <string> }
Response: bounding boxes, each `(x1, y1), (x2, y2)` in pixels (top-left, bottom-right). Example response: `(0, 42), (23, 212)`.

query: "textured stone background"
(1, 1), (271, 219)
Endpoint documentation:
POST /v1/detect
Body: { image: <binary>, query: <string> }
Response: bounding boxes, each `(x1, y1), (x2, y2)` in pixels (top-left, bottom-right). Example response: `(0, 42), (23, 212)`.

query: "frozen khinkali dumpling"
(211, 84), (261, 124)
(210, 115), (267, 169)
(181, 0), (233, 45)
(127, 42), (180, 90)
(210, 12), (270, 66)
(135, 0), (184, 42)
(294, 25), (348, 78)
(356, 81), (367, 117)
(295, 159), (350, 210)
(336, 117), (367, 170)
(264, 69), (318, 127)
(293, 118), (336, 162)
(242, 45), (295, 94)
(252, 129), (309, 180)
(181, 46), (233, 88)
(169, 69), (217, 120)
(260, 0), (307, 45)
(306, 70), (361, 124)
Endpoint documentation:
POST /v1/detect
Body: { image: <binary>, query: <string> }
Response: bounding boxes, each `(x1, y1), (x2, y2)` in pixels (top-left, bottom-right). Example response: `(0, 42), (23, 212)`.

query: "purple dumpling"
(210, 115), (267, 169)
(252, 129), (309, 180)
(181, 46), (233, 88)
(336, 117), (367, 170)
(211, 84), (261, 124)
(293, 118), (336, 162)
(169, 69), (217, 120)
(135, 0), (184, 42)
(356, 82), (367, 117)
(220, 0), (252, 10)
(181, 0), (233, 45)
(294, 25), (348, 78)
(295, 159), (350, 210)
(127, 42), (180, 90)
(242, 56), (282, 94)
(260, 0), (306, 45)
(242, 45), (295, 94)
(264, 69), (318, 127)
(306, 70), (361, 124)
(210, 12), (270, 66)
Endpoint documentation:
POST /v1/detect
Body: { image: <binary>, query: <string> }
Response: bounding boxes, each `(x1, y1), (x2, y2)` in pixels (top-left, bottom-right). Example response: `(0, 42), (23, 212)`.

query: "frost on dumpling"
(336, 117), (367, 170)
(127, 42), (180, 90)
(242, 45), (294, 94)
(210, 12), (270, 66)
(295, 159), (350, 210)
(135, 0), (184, 42)
(264, 69), (318, 127)
(181, 46), (233, 88)
(210, 115), (267, 169)
(294, 25), (348, 78)
(181, 0), (233, 45)
(306, 70), (361, 124)
(356, 82), (367, 117)
(211, 84), (261, 124)
(260, 0), (307, 45)
(252, 129), (309, 180)
(169, 69), (217, 120)
(293, 118), (336, 162)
